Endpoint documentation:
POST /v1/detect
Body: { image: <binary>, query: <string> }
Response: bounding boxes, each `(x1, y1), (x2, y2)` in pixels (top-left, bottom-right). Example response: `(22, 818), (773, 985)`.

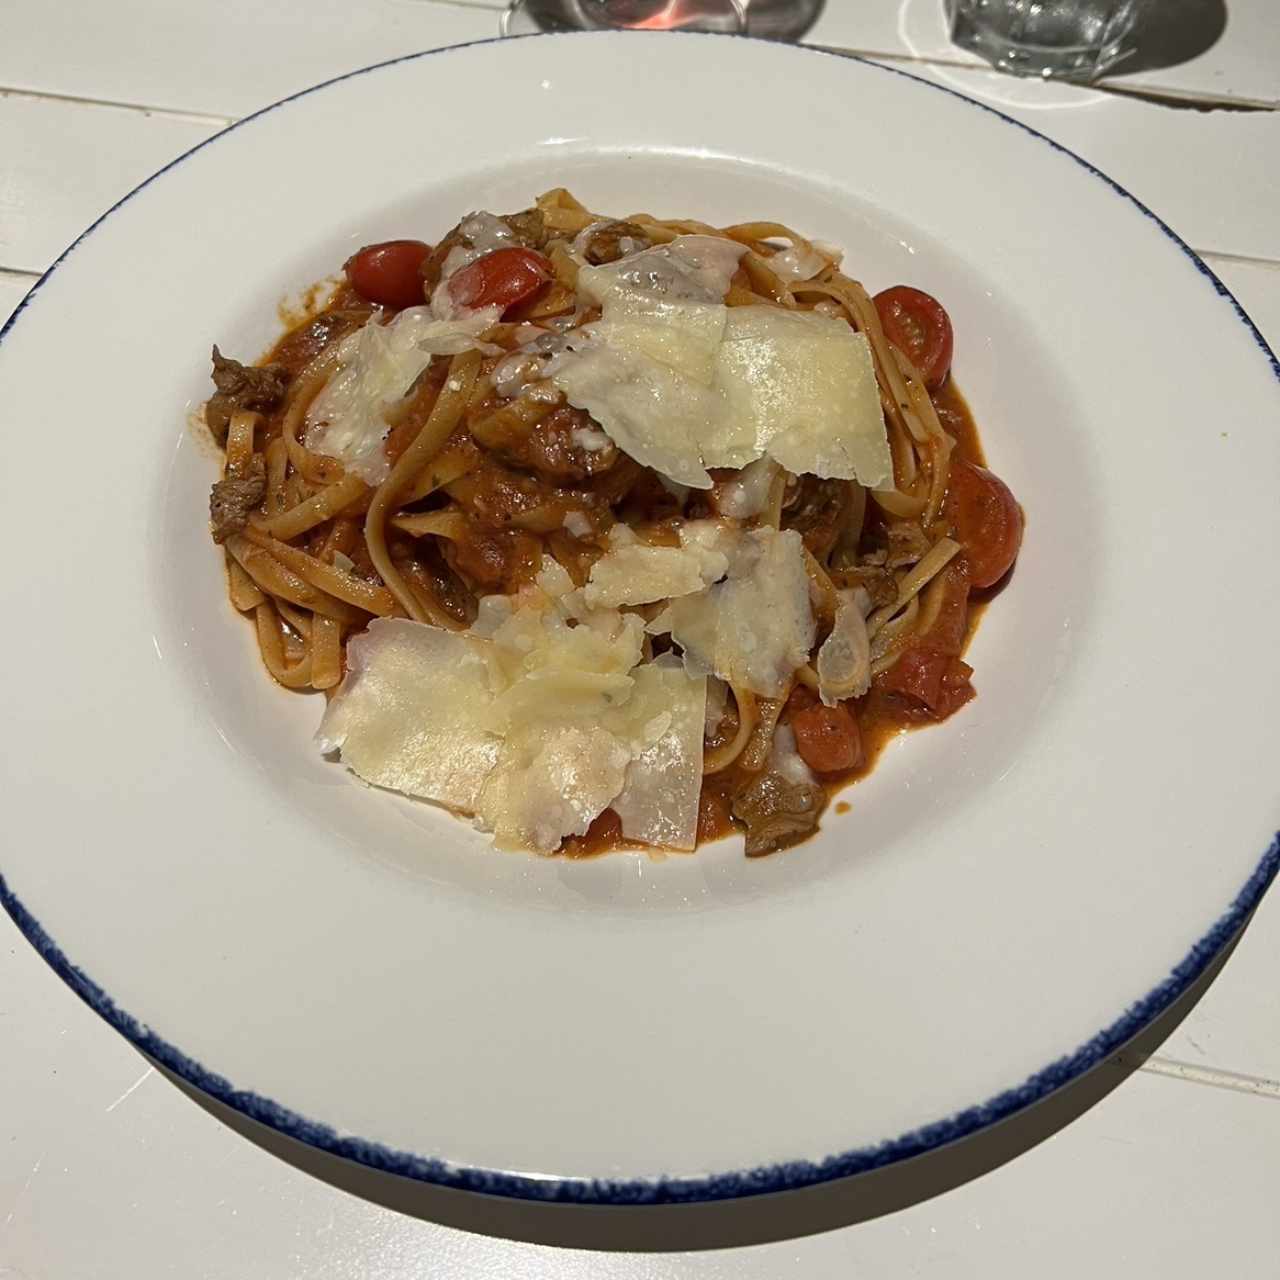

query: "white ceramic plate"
(2, 33), (1277, 1203)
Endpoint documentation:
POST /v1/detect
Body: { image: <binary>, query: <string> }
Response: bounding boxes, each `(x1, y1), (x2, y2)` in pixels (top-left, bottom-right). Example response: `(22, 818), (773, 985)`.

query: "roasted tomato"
(344, 240), (430, 310)
(874, 285), (954, 390)
(943, 457), (1023, 589)
(447, 248), (552, 314)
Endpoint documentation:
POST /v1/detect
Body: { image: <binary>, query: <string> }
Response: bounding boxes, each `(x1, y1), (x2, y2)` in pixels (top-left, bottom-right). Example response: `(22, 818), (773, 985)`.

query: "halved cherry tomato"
(448, 247), (552, 313)
(873, 285), (954, 390)
(344, 240), (430, 310)
(943, 457), (1023, 589)
(790, 703), (863, 774)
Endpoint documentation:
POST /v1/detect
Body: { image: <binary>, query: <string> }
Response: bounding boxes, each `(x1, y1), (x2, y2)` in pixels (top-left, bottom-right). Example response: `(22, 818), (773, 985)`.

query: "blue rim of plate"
(2, 32), (1278, 1205)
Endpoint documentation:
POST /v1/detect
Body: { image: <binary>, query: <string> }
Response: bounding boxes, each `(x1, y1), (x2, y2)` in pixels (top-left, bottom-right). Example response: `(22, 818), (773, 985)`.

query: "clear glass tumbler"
(946, 0), (1140, 80)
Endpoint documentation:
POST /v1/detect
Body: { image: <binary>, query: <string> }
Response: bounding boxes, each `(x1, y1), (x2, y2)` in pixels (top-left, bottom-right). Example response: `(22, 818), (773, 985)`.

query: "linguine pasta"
(202, 188), (1022, 856)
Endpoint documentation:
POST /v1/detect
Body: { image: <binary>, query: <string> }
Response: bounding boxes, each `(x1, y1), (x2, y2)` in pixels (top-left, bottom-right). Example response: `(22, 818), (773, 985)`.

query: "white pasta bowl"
(0, 32), (1277, 1203)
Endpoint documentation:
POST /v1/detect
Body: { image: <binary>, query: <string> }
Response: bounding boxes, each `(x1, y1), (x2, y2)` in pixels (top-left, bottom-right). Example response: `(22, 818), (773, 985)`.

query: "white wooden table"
(2, 2), (1278, 1273)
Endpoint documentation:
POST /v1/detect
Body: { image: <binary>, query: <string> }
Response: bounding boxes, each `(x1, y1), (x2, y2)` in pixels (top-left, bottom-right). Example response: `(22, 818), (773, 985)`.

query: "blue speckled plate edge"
(2, 32), (1278, 1205)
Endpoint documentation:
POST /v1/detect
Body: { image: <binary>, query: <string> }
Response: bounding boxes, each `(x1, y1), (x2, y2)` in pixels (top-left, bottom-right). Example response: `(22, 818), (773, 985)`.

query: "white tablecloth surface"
(2, 2), (1278, 1273)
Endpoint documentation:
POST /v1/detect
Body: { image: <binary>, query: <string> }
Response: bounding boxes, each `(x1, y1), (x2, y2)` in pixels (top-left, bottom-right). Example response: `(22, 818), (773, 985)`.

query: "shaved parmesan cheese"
(320, 555), (712, 854)
(470, 594), (515, 639)
(305, 306), (499, 482)
(549, 334), (726, 488)
(492, 349), (543, 399)
(571, 425), (612, 453)
(478, 723), (633, 853)
(533, 556), (578, 603)
(648, 527), (814, 698)
(585, 544), (701, 610)
(717, 307), (890, 487)
(547, 294), (736, 487)
(816, 589), (871, 706)
(596, 289), (728, 383)
(484, 598), (644, 713)
(316, 619), (499, 813)
(487, 666), (636, 736)
(562, 511), (593, 538)
(680, 519), (740, 561)
(769, 723), (816, 786)
(578, 235), (747, 306)
(582, 520), (733, 609)
(714, 456), (780, 519)
(473, 569), (684, 851)
(704, 675), (730, 738)
(550, 289), (889, 491)
(612, 659), (707, 851)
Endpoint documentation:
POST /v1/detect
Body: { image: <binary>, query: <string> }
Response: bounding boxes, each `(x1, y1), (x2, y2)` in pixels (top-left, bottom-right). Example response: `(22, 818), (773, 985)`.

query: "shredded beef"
(472, 403), (620, 483)
(205, 347), (289, 446)
(209, 454), (267, 544)
(783, 476), (852, 560)
(501, 207), (548, 250)
(582, 220), (652, 265)
(731, 771), (827, 857)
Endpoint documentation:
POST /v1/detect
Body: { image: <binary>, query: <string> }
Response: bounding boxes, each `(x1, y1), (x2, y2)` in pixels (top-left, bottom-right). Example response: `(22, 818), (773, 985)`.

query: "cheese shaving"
(477, 724), (633, 853)
(306, 306), (499, 482)
(578, 235), (747, 306)
(718, 307), (890, 486)
(549, 288), (889, 491)
(648, 527), (815, 698)
(314, 619), (499, 813)
(611, 658), (707, 851)
(713, 456), (780, 519)
(582, 520), (733, 609)
(319, 559), (707, 852)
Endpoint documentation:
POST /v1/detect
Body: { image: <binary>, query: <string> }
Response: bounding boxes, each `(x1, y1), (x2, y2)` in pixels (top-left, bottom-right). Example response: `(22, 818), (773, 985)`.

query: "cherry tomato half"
(447, 247), (552, 313)
(344, 240), (430, 310)
(790, 703), (863, 774)
(873, 285), (955, 390)
(943, 457), (1023, 589)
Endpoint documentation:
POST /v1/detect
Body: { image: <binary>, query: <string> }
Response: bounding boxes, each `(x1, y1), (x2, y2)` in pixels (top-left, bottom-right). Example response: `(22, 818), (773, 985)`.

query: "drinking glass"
(947, 0), (1140, 80)
(502, 0), (746, 36)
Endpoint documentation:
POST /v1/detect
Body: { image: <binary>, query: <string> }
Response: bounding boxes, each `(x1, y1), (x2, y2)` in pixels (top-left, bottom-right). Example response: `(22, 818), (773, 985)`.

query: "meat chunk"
(832, 563), (897, 609)
(783, 476), (852, 560)
(445, 523), (541, 592)
(209, 454), (267, 544)
(206, 347), (289, 446)
(475, 404), (620, 483)
(731, 770), (827, 857)
(582, 220), (651, 265)
(446, 458), (580, 533)
(501, 207), (548, 251)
